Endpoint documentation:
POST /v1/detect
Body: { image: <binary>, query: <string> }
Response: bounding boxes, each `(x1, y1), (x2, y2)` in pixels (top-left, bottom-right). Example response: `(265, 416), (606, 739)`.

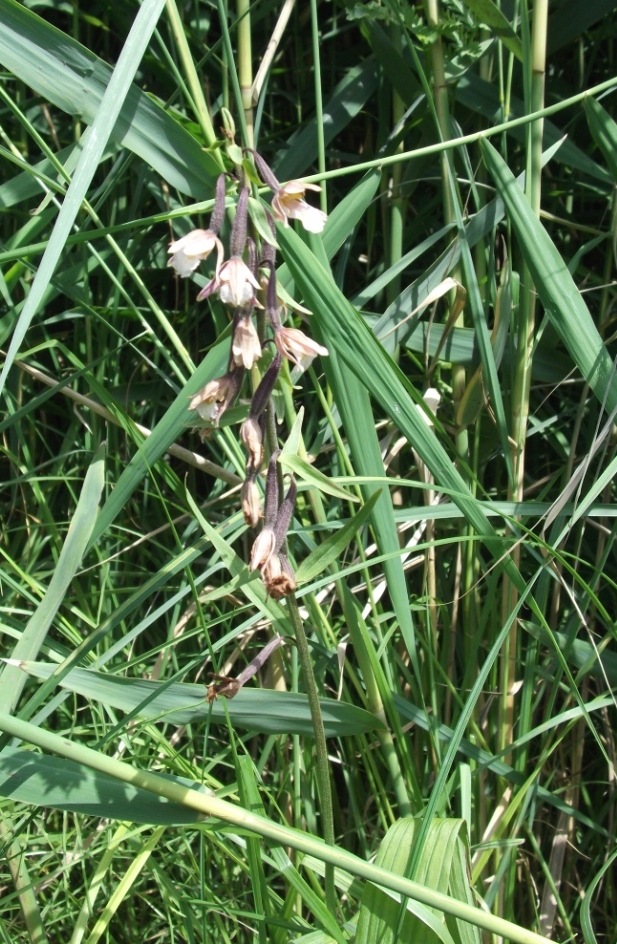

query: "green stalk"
(165, 0), (224, 164)
(0, 711), (556, 944)
(285, 595), (336, 912)
(310, 0), (326, 208)
(500, 0), (548, 759)
(236, 0), (254, 148)
(0, 820), (49, 944)
(281, 380), (414, 817)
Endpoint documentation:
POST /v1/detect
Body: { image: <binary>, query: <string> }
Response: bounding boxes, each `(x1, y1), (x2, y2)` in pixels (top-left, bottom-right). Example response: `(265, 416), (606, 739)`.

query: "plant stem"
(285, 594), (336, 913)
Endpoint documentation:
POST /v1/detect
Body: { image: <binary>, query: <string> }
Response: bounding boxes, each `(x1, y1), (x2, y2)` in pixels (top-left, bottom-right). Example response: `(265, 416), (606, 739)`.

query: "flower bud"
(240, 416), (264, 469)
(232, 317), (262, 369)
(241, 475), (261, 528)
(250, 526), (276, 571)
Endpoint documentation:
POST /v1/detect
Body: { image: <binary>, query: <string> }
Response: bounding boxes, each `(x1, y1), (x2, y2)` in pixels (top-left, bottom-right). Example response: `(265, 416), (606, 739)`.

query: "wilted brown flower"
(240, 416), (264, 469)
(241, 475), (261, 528)
(189, 372), (240, 425)
(263, 553), (297, 599)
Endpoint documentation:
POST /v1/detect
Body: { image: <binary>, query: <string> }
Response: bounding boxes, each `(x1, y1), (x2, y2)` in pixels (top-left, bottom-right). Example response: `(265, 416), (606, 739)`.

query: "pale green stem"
(0, 710), (557, 944)
(285, 594), (336, 912)
(310, 0), (326, 209)
(281, 379), (413, 816)
(501, 0), (548, 759)
(237, 0), (254, 148)
(216, 0), (249, 147)
(165, 0), (224, 164)
(0, 820), (49, 944)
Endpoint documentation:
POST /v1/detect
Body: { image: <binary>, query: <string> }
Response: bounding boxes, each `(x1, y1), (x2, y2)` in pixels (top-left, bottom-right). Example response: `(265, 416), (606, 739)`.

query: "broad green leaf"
(480, 138), (617, 415)
(296, 490), (381, 583)
(0, 444), (105, 715)
(14, 661), (384, 738)
(274, 59), (378, 180)
(356, 818), (480, 944)
(0, 747), (205, 826)
(524, 625), (617, 685)
(0, 0), (219, 196)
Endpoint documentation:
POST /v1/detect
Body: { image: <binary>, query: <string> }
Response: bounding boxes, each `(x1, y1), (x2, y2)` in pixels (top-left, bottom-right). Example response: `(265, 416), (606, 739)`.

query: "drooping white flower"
(197, 255), (260, 308)
(272, 181), (327, 234)
(168, 229), (223, 277)
(274, 327), (328, 368)
(232, 317), (262, 369)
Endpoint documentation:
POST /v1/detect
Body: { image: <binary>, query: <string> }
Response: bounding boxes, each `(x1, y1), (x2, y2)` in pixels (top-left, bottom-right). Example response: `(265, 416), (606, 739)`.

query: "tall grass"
(1, 0), (617, 941)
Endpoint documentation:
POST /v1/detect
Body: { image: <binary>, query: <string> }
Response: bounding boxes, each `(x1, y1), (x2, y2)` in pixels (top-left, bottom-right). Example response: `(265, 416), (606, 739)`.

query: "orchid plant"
(168, 144), (328, 599)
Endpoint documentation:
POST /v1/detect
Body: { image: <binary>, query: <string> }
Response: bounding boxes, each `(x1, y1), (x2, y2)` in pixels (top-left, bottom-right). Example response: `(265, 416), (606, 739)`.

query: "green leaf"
(480, 138), (617, 415)
(274, 58), (378, 180)
(0, 0), (219, 197)
(14, 661), (384, 738)
(461, 0), (522, 60)
(0, 747), (205, 826)
(356, 818), (480, 944)
(276, 224), (525, 590)
(585, 96), (617, 183)
(0, 445), (105, 715)
(279, 452), (361, 503)
(296, 490), (381, 583)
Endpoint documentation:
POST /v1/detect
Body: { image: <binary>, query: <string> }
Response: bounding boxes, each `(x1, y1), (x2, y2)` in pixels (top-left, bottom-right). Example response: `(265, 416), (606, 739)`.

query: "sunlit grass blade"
(480, 138), (617, 414)
(0, 444), (105, 715)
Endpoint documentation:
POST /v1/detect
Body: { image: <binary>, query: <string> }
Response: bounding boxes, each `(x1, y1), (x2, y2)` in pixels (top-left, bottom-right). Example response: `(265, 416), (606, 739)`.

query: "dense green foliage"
(1, 0), (617, 942)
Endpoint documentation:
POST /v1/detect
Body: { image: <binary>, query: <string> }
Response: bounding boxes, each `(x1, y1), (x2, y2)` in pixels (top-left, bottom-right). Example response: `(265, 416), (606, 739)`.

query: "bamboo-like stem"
(236, 0), (254, 147)
(500, 0), (548, 760)
(165, 0), (224, 165)
(252, 0), (296, 105)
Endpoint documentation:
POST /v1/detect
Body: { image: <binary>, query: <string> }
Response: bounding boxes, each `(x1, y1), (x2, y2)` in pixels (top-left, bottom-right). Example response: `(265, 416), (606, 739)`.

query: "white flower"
(272, 181), (327, 234)
(274, 327), (328, 368)
(189, 374), (238, 425)
(167, 229), (223, 277)
(232, 317), (262, 369)
(197, 255), (260, 308)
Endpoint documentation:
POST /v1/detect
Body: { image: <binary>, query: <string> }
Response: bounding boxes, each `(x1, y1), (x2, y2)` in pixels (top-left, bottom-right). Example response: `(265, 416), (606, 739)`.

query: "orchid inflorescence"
(168, 151), (328, 599)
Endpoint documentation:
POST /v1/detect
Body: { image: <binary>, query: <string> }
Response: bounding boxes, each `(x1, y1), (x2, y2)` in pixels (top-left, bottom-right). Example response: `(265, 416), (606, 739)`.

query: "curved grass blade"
(480, 138), (617, 415)
(0, 444), (105, 715)
(0, 747), (205, 826)
(0, 0), (219, 197)
(12, 662), (384, 738)
(0, 0), (168, 396)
